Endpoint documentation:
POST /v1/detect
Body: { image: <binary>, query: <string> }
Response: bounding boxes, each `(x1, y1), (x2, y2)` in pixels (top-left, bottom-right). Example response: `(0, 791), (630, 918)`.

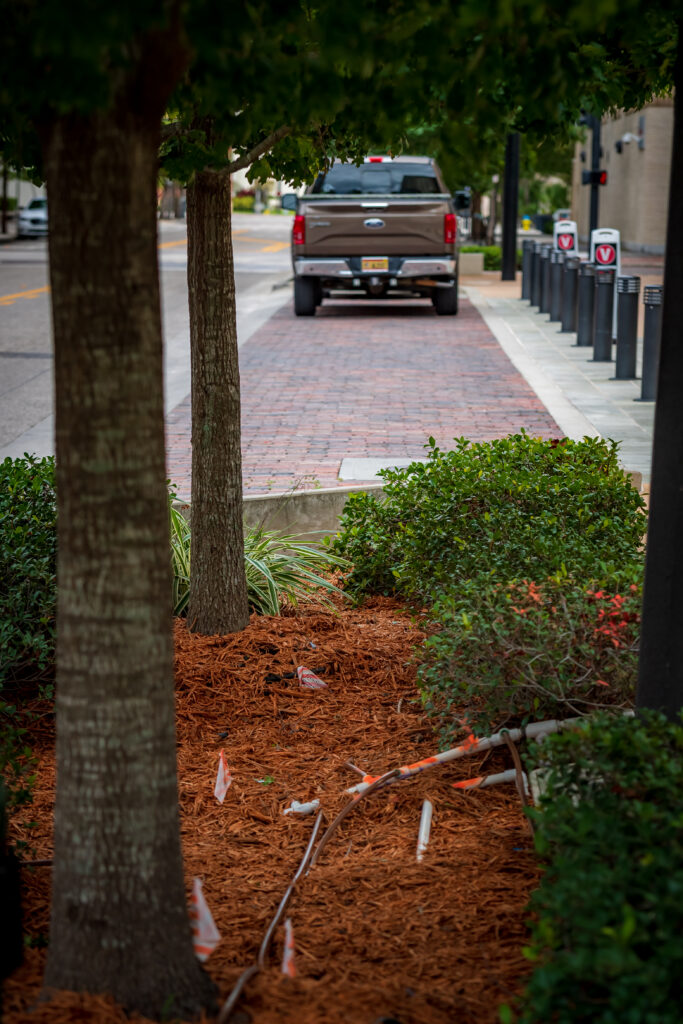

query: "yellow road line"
(0, 285), (50, 307)
(1, 231), (287, 307)
(158, 230), (250, 249)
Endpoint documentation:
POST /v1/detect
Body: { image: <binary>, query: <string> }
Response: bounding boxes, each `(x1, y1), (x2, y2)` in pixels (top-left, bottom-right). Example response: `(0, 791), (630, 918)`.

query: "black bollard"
(531, 241), (543, 307)
(615, 276), (640, 379)
(549, 252), (564, 322)
(576, 262), (596, 347)
(561, 256), (580, 333)
(521, 240), (533, 301)
(539, 244), (552, 314)
(641, 285), (663, 401)
(593, 267), (615, 361)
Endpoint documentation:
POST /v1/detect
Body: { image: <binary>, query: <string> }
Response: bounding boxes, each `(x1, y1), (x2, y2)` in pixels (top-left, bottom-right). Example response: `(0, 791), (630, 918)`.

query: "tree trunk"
(470, 190), (486, 241)
(186, 169), (250, 635)
(636, 28), (683, 718)
(486, 189), (497, 246)
(1, 163), (8, 235)
(41, 91), (215, 1021)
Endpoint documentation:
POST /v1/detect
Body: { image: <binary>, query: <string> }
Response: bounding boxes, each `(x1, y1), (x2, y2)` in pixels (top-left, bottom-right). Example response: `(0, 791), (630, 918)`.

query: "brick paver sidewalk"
(165, 295), (561, 497)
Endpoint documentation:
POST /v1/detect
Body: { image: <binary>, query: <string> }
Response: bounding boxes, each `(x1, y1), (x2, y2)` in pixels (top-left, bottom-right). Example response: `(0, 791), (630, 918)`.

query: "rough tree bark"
(470, 190), (487, 241)
(636, 28), (683, 717)
(41, 37), (216, 1019)
(186, 169), (250, 635)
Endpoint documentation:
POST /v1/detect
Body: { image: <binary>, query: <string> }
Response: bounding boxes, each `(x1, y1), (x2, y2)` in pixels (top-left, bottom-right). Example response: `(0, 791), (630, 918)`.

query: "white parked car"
(17, 198), (48, 238)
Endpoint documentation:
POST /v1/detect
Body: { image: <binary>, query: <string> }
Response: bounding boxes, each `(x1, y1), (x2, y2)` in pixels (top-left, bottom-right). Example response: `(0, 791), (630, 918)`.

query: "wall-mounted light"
(615, 131), (645, 154)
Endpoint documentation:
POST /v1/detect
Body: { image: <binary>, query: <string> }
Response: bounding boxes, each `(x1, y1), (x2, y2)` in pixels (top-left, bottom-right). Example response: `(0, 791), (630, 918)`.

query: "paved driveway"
(165, 295), (561, 498)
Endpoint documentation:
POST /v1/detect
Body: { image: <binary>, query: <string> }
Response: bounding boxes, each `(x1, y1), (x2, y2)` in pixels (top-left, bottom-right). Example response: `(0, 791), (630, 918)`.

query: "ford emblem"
(364, 218), (385, 229)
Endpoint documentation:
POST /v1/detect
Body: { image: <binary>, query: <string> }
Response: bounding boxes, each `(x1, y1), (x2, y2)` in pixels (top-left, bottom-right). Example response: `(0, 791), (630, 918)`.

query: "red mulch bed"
(5, 597), (539, 1024)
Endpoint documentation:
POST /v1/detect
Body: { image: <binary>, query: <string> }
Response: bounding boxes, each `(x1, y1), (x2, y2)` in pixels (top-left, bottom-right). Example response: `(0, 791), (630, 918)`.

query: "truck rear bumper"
(293, 256), (456, 279)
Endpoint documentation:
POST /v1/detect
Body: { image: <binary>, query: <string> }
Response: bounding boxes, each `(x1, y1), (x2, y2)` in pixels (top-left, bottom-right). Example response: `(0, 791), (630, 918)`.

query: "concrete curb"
(175, 482), (386, 542)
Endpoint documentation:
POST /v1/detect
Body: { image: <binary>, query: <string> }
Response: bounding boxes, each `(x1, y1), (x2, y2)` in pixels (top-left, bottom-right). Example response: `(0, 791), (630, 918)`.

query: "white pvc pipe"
(453, 767), (530, 794)
(416, 799), (433, 863)
(345, 714), (638, 796)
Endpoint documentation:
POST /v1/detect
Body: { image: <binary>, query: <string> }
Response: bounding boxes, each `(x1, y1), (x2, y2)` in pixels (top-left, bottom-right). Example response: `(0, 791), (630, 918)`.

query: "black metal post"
(593, 267), (615, 361)
(540, 244), (552, 314)
(531, 241), (543, 307)
(589, 114), (601, 237)
(521, 239), (533, 300)
(576, 262), (596, 346)
(561, 256), (580, 333)
(502, 133), (520, 281)
(641, 285), (663, 401)
(549, 252), (564, 322)
(615, 276), (640, 379)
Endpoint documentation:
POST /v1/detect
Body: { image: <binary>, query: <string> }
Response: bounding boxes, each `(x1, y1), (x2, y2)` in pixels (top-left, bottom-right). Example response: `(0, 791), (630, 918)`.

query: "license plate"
(361, 257), (389, 272)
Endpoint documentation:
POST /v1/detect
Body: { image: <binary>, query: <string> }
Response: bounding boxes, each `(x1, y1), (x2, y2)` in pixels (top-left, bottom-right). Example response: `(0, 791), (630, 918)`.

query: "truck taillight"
(293, 214), (305, 245)
(444, 213), (456, 245)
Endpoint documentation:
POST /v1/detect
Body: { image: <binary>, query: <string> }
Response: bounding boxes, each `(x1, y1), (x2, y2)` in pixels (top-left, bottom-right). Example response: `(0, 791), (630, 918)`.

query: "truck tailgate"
(301, 198), (449, 256)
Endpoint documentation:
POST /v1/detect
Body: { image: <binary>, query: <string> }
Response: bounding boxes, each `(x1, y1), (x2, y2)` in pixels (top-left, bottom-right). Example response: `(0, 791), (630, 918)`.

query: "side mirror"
(453, 190), (470, 212)
(281, 193), (298, 212)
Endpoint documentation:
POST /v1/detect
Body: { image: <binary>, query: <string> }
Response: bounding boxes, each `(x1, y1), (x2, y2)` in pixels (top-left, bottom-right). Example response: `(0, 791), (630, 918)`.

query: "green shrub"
(517, 712), (683, 1024)
(232, 194), (255, 212)
(419, 576), (640, 741)
(0, 456), (56, 686)
(332, 433), (646, 604)
(170, 502), (347, 616)
(460, 244), (522, 270)
(0, 455), (56, 806)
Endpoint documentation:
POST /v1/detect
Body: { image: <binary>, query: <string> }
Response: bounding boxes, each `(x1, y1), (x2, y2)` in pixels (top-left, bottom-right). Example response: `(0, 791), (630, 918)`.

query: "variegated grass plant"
(169, 502), (347, 617)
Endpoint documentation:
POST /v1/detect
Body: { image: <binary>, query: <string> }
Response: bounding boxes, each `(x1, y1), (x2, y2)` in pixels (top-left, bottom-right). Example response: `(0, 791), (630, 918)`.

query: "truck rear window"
(311, 162), (442, 195)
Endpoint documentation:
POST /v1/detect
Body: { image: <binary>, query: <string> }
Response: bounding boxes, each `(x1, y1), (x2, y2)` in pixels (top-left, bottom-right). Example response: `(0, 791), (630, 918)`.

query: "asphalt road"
(0, 212), (293, 458)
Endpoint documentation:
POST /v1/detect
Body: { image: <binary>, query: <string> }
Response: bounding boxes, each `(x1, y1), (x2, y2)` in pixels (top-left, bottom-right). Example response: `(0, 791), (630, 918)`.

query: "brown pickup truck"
(282, 156), (460, 316)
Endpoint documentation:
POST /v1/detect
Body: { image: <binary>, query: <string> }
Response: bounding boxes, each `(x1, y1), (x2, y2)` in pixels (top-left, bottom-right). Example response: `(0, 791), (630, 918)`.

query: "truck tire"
(432, 281), (459, 316)
(294, 277), (317, 316)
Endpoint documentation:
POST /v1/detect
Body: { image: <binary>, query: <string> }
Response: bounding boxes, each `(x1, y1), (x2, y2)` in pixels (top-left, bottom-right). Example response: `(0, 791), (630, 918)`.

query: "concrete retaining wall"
(459, 252), (485, 275)
(174, 483), (386, 542)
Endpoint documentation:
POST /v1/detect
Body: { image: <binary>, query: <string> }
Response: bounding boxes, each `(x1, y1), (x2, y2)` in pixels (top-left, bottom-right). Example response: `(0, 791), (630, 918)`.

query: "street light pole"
(589, 114), (601, 235)
(502, 133), (520, 281)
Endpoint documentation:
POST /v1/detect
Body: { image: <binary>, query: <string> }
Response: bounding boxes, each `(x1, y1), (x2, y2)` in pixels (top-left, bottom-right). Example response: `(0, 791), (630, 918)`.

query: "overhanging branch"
(225, 125), (291, 174)
(160, 121), (190, 142)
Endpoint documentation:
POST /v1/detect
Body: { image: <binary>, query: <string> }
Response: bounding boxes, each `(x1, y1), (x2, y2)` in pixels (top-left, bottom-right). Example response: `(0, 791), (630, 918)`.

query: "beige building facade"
(571, 98), (673, 253)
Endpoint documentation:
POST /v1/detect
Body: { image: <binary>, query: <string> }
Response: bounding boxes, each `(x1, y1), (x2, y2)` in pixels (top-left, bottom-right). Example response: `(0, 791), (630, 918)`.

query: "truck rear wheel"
(294, 277), (317, 316)
(432, 281), (459, 316)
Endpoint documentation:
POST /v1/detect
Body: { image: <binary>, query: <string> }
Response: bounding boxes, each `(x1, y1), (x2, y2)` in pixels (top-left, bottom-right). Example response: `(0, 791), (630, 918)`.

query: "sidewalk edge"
(464, 286), (599, 442)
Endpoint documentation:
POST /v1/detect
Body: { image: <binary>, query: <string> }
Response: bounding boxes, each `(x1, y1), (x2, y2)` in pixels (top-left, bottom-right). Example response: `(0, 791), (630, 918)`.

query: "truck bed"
(298, 195), (453, 257)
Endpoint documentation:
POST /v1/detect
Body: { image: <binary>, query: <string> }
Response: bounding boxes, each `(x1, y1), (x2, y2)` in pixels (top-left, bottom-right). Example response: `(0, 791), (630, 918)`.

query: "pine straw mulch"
(5, 596), (540, 1024)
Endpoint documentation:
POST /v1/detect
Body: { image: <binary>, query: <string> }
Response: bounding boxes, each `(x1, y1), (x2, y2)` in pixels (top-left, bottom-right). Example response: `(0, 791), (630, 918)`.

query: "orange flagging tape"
(281, 918), (296, 977)
(190, 878), (221, 962)
(214, 749), (233, 804)
(297, 666), (328, 689)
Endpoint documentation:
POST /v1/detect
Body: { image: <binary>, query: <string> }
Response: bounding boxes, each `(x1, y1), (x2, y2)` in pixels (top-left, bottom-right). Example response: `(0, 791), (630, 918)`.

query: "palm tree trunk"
(186, 168), (250, 635)
(42, 83), (215, 1021)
